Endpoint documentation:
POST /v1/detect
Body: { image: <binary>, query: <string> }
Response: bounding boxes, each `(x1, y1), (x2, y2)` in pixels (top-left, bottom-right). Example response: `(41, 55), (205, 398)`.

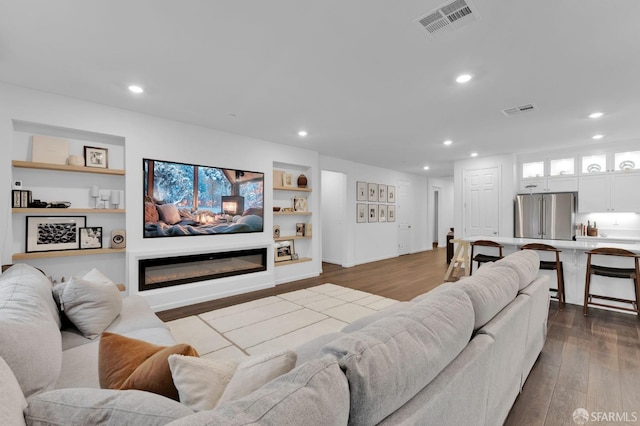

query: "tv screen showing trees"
(143, 158), (264, 238)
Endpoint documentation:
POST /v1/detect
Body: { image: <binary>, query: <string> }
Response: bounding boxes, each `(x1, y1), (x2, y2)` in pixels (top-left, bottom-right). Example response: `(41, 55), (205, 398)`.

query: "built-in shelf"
(273, 211), (312, 216)
(273, 186), (312, 192)
(274, 257), (312, 267)
(12, 208), (125, 214)
(274, 235), (312, 241)
(12, 160), (125, 176)
(13, 248), (126, 261)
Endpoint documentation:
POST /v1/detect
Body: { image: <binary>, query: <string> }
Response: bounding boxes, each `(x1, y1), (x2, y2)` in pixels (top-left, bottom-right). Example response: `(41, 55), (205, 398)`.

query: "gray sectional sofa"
(1, 250), (549, 425)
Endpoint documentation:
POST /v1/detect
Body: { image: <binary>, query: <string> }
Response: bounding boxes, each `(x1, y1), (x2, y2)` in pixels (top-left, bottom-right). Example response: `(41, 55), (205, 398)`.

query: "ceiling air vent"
(414, 0), (480, 39)
(502, 103), (538, 117)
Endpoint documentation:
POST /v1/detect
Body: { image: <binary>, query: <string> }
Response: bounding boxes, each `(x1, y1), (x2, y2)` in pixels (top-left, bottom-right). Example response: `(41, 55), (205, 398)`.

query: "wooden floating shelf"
(273, 211), (312, 216)
(12, 208), (125, 214)
(274, 257), (312, 267)
(13, 248), (126, 261)
(274, 235), (312, 241)
(273, 186), (312, 192)
(12, 160), (125, 176)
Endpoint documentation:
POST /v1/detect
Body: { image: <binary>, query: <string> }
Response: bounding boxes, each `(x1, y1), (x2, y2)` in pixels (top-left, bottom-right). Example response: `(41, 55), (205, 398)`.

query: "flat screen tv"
(143, 158), (264, 238)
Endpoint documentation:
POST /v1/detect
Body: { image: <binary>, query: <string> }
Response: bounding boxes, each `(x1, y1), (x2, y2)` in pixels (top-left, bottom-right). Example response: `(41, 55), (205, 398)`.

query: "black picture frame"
(84, 145), (108, 168)
(80, 226), (103, 249)
(26, 216), (86, 253)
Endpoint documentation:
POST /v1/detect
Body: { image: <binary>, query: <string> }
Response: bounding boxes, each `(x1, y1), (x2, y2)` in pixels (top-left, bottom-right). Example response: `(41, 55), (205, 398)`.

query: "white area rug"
(166, 283), (397, 360)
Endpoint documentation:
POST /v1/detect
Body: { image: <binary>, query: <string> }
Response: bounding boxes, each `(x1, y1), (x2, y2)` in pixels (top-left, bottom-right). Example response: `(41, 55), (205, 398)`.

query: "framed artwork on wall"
(368, 183), (378, 202)
(293, 196), (307, 212)
(378, 204), (387, 222)
(357, 181), (367, 201)
(84, 146), (108, 168)
(387, 185), (396, 203)
(388, 205), (396, 222)
(275, 239), (294, 262)
(368, 204), (378, 222)
(282, 173), (294, 188)
(80, 226), (102, 249)
(357, 203), (367, 223)
(26, 216), (86, 253)
(378, 185), (387, 202)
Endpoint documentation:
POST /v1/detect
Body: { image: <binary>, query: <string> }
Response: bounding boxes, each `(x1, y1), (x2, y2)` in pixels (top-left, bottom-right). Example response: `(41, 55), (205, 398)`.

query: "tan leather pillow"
(98, 332), (198, 401)
(144, 202), (160, 223)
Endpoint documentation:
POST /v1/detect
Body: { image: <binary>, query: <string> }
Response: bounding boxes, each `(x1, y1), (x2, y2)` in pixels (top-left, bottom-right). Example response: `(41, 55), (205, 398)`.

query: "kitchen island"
(465, 236), (640, 314)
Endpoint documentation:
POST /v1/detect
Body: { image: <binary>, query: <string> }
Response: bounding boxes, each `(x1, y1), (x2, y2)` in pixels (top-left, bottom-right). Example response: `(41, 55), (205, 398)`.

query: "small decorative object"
(67, 155), (84, 166)
(282, 207), (294, 212)
(296, 223), (305, 236)
(273, 206), (281, 212)
(388, 205), (396, 222)
(291, 253), (299, 261)
(387, 185), (396, 203)
(620, 160), (635, 171)
(378, 185), (387, 203)
(12, 190), (21, 208)
(32, 135), (69, 165)
(293, 196), (307, 212)
(80, 227), (102, 249)
(587, 163), (601, 173)
(273, 225), (280, 238)
(99, 190), (111, 209)
(273, 169), (285, 188)
(111, 229), (126, 249)
(26, 216), (86, 253)
(282, 173), (294, 188)
(274, 239), (294, 262)
(357, 203), (367, 223)
(378, 204), (387, 222)
(110, 190), (121, 209)
(368, 204), (378, 222)
(297, 174), (308, 188)
(367, 183), (378, 202)
(90, 185), (100, 208)
(304, 223), (312, 236)
(84, 146), (108, 168)
(356, 181), (367, 201)
(13, 180), (23, 189)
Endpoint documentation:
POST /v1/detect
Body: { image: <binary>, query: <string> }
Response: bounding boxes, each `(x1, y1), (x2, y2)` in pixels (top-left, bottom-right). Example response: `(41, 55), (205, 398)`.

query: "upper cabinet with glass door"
(580, 150), (640, 174)
(519, 156), (577, 193)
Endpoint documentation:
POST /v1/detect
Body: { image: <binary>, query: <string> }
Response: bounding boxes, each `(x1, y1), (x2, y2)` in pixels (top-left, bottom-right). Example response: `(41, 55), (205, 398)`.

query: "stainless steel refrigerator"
(514, 192), (576, 240)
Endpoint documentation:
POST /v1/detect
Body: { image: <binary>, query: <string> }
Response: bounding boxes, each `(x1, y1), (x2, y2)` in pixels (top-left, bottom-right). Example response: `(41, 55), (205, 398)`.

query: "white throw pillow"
(168, 355), (239, 411)
(82, 268), (115, 286)
(56, 278), (122, 339)
(0, 355), (27, 426)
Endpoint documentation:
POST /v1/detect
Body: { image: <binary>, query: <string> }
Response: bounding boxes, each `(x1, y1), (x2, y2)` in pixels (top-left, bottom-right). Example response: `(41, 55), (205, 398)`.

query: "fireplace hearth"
(138, 248), (267, 291)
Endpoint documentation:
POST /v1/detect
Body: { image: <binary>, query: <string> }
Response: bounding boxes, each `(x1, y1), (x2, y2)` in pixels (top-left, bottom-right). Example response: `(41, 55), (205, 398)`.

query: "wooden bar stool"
(520, 243), (565, 310)
(470, 240), (504, 275)
(444, 239), (470, 281)
(583, 247), (640, 317)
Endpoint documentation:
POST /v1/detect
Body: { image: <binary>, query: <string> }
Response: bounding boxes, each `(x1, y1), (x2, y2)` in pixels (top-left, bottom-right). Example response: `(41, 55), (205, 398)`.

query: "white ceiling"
(1, 0), (639, 177)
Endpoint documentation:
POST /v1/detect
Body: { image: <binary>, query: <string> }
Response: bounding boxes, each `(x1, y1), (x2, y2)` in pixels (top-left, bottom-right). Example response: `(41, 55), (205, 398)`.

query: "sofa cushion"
(25, 388), (194, 426)
(456, 265), (519, 330)
(55, 277), (122, 339)
(295, 332), (345, 366)
(166, 356), (350, 426)
(0, 355), (27, 426)
(320, 287), (474, 426)
(341, 301), (412, 333)
(496, 249), (540, 290)
(98, 332), (198, 401)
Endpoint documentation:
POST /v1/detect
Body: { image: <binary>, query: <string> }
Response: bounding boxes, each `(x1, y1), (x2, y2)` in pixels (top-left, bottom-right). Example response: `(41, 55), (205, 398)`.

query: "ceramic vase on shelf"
(297, 174), (308, 188)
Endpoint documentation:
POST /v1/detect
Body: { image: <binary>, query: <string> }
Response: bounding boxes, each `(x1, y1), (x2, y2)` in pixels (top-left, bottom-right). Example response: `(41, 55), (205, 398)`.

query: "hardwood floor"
(157, 248), (640, 425)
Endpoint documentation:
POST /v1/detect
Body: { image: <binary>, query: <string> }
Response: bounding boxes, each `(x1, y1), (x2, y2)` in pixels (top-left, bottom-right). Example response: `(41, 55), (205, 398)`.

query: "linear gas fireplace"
(139, 248), (267, 291)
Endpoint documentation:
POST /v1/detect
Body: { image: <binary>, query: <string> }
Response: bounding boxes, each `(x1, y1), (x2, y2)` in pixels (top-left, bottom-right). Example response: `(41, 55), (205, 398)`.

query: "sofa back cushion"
(320, 288), (474, 426)
(0, 355), (27, 426)
(496, 249), (540, 290)
(0, 264), (62, 397)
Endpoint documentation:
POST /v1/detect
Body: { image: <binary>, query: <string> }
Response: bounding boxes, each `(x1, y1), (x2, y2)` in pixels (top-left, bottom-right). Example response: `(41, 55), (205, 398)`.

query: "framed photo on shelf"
(26, 216), (86, 253)
(282, 173), (294, 188)
(296, 223), (306, 236)
(368, 204), (378, 222)
(378, 185), (387, 202)
(80, 226), (103, 249)
(275, 239), (295, 262)
(388, 205), (396, 222)
(387, 185), (396, 203)
(356, 181), (367, 201)
(357, 203), (367, 223)
(378, 204), (387, 222)
(367, 183), (378, 202)
(293, 196), (307, 212)
(84, 146), (108, 168)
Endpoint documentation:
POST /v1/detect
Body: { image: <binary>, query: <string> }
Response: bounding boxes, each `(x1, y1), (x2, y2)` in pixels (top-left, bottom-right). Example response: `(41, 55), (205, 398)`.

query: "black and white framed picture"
(357, 203), (367, 223)
(367, 183), (378, 202)
(296, 223), (306, 236)
(387, 185), (396, 203)
(26, 216), (86, 253)
(275, 239), (294, 262)
(80, 226), (103, 249)
(388, 205), (396, 222)
(356, 181), (367, 201)
(378, 185), (387, 202)
(368, 204), (378, 222)
(293, 196), (307, 212)
(84, 146), (108, 168)
(378, 204), (387, 222)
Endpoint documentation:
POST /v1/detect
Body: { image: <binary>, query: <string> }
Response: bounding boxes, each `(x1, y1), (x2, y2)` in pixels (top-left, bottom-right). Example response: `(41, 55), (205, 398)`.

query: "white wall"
(0, 82), (321, 311)
(320, 155), (430, 267)
(321, 170), (346, 265)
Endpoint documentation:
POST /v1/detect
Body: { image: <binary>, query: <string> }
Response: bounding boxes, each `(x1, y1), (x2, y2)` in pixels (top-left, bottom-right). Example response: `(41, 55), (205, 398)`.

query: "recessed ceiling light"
(592, 134), (604, 140)
(423, 166), (430, 170)
(589, 112), (604, 119)
(443, 140), (453, 146)
(456, 74), (472, 84)
(298, 130), (308, 137)
(470, 152), (478, 157)
(128, 85), (144, 94)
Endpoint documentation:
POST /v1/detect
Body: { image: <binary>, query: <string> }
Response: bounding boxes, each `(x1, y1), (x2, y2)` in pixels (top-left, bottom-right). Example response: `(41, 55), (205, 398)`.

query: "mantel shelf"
(13, 248), (126, 261)
(274, 235), (312, 241)
(273, 186), (312, 192)
(274, 257), (312, 267)
(13, 208), (125, 214)
(273, 211), (312, 216)
(12, 160), (125, 176)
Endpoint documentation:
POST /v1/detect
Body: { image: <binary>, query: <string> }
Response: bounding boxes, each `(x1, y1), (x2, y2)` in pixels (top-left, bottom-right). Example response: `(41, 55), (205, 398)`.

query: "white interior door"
(321, 170), (346, 264)
(397, 180), (411, 255)
(463, 167), (500, 237)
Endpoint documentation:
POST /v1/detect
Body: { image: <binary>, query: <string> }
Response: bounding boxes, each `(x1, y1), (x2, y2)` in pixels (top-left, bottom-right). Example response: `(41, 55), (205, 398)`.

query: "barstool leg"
(584, 269), (591, 317)
(557, 262), (565, 311)
(634, 277), (640, 319)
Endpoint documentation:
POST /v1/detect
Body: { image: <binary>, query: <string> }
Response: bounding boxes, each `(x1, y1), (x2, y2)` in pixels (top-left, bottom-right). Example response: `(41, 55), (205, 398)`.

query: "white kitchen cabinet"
(579, 172), (640, 212)
(519, 176), (577, 193)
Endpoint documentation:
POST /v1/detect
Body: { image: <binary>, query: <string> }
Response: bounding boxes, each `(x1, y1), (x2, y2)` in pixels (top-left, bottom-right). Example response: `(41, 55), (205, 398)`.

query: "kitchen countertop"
(464, 236), (640, 252)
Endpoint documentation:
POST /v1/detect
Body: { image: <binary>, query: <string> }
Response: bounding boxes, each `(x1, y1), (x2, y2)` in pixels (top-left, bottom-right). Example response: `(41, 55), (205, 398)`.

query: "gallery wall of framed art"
(356, 181), (395, 223)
